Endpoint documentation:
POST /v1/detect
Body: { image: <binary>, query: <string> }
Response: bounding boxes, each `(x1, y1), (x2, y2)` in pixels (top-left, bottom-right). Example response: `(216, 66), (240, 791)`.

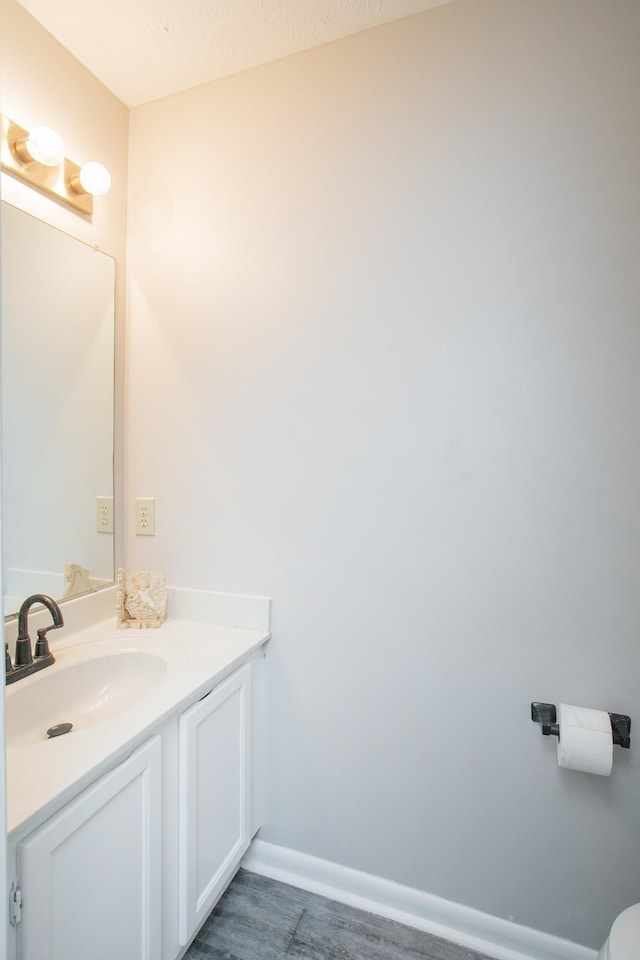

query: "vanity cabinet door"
(178, 663), (252, 945)
(17, 736), (162, 960)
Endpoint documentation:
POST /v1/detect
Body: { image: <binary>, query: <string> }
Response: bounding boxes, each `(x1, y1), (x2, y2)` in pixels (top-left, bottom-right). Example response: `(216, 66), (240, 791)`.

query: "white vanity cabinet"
(178, 662), (252, 945)
(7, 651), (264, 960)
(15, 736), (162, 960)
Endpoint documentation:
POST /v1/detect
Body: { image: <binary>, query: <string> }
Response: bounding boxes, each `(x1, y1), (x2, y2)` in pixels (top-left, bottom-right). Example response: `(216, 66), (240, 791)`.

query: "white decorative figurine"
(116, 569), (168, 628)
(64, 562), (92, 598)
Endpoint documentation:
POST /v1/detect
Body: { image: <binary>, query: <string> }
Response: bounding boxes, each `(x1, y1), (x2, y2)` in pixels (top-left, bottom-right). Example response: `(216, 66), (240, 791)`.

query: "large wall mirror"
(1, 202), (115, 618)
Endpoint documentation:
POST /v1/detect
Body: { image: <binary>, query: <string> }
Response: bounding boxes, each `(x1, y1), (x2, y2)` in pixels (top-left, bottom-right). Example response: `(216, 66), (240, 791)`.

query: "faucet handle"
(34, 624), (61, 659)
(5, 642), (14, 676)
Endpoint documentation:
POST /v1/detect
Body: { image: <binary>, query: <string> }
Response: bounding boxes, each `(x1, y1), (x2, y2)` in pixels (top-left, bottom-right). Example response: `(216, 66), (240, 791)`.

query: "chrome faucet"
(5, 594), (64, 685)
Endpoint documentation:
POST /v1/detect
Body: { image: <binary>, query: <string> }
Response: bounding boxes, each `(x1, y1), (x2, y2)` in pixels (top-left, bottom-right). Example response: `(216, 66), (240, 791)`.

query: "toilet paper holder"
(531, 703), (631, 749)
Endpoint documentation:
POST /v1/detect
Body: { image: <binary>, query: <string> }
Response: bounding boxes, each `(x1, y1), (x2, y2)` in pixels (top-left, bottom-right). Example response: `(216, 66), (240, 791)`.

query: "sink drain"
(46, 722), (73, 738)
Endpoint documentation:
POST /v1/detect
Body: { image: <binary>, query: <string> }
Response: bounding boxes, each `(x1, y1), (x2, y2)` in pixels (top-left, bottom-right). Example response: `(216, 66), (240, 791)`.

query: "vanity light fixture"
(0, 113), (111, 215)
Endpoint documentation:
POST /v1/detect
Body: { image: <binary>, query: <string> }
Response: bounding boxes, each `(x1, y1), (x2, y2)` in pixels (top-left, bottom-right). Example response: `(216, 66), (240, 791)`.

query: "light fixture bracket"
(1, 114), (93, 215)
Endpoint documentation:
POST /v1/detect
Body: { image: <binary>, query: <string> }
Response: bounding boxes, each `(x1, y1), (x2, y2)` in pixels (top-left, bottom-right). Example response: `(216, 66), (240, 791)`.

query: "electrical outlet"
(135, 498), (155, 536)
(96, 496), (114, 534)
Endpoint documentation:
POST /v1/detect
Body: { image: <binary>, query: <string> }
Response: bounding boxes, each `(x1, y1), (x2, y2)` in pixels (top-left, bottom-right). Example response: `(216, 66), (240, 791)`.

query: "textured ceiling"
(17, 0), (453, 107)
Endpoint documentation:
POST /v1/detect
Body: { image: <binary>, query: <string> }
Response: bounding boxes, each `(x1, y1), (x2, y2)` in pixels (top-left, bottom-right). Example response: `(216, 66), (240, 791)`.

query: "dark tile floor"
(184, 870), (492, 960)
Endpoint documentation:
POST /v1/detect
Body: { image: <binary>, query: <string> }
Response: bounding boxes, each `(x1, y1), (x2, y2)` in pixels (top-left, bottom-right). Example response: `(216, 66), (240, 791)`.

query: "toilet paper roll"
(557, 703), (613, 776)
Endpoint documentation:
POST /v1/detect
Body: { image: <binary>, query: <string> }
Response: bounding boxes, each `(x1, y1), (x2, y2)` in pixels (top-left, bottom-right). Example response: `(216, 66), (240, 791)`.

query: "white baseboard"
(241, 840), (597, 960)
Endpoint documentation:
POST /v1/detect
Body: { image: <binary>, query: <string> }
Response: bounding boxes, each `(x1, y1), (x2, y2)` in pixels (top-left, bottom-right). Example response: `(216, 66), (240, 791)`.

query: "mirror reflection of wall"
(1, 202), (116, 618)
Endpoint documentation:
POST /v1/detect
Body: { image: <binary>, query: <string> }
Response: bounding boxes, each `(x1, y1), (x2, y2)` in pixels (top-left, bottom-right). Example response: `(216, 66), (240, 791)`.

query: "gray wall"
(127, 1), (640, 947)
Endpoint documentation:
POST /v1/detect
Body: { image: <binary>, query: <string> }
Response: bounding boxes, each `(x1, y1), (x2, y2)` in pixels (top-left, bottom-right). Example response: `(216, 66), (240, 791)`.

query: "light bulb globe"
(25, 127), (65, 166)
(79, 162), (111, 197)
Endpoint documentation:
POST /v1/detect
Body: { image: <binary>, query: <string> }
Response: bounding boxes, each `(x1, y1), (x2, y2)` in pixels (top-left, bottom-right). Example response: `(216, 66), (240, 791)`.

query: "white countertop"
(6, 617), (270, 839)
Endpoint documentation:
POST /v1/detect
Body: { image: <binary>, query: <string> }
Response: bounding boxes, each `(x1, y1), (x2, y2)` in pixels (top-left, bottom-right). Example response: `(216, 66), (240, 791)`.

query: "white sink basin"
(5, 637), (186, 747)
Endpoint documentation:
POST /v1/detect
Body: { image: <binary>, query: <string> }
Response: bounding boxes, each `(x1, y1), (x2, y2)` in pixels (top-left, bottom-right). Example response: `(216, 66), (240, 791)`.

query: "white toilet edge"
(599, 902), (640, 960)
